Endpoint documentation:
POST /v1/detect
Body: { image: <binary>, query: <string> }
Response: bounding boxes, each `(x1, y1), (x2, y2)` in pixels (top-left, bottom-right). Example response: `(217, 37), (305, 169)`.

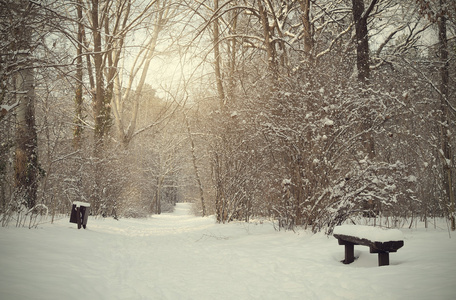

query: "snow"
(406, 175), (417, 182)
(72, 201), (91, 208)
(333, 225), (404, 242)
(282, 178), (291, 185)
(1, 203), (455, 300)
(323, 117), (334, 126)
(0, 100), (19, 113)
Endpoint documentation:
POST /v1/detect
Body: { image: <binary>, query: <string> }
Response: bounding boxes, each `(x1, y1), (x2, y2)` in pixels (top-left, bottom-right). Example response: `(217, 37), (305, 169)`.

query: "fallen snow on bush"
(1, 203), (455, 300)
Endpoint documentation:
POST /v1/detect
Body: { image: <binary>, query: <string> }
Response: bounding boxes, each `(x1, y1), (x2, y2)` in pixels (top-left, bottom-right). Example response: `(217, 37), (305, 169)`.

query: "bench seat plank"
(333, 233), (404, 252)
(333, 225), (403, 243)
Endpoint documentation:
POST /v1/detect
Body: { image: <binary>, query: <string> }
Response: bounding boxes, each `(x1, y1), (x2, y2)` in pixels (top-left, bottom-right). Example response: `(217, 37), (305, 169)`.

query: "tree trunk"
(154, 176), (163, 215)
(185, 116), (206, 216)
(227, 9), (238, 104)
(299, 0), (313, 58)
(437, 7), (455, 230)
(352, 0), (377, 160)
(92, 0), (106, 144)
(213, 0), (225, 110)
(73, 0), (84, 148)
(352, 0), (376, 84)
(14, 3), (38, 209)
(257, 0), (277, 75)
(91, 0), (107, 215)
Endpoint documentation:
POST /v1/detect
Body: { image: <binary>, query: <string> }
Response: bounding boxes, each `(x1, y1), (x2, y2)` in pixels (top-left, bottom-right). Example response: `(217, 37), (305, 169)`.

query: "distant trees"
(75, 0), (161, 215)
(69, 0), (181, 217)
(1, 0), (185, 226)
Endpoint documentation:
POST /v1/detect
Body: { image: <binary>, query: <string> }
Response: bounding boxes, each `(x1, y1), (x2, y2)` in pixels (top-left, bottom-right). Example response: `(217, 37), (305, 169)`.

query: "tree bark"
(258, 0), (277, 75)
(185, 116), (206, 216)
(14, 1), (38, 209)
(92, 0), (106, 145)
(73, 0), (84, 148)
(299, 0), (313, 58)
(437, 6), (455, 230)
(227, 9), (238, 104)
(352, 0), (377, 84)
(352, 0), (377, 159)
(90, 0), (107, 215)
(213, 0), (225, 110)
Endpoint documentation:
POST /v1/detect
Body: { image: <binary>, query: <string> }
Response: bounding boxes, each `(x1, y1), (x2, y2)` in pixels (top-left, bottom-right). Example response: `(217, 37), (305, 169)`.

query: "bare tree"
(415, 0), (456, 230)
(0, 0), (66, 226)
(435, 0), (455, 230)
(112, 0), (178, 148)
(71, 0), (176, 215)
(13, 1), (38, 211)
(184, 112), (206, 216)
(73, 0), (84, 148)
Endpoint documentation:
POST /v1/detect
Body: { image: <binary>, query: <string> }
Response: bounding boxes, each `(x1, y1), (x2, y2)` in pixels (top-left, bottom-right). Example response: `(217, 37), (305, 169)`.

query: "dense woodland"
(0, 0), (455, 232)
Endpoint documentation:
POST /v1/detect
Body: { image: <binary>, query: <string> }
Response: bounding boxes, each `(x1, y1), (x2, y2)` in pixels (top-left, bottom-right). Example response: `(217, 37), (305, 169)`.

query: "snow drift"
(1, 203), (455, 300)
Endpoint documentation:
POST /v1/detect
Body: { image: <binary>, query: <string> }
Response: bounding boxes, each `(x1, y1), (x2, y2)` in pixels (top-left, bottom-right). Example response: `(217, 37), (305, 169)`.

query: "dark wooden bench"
(69, 201), (91, 229)
(333, 225), (404, 266)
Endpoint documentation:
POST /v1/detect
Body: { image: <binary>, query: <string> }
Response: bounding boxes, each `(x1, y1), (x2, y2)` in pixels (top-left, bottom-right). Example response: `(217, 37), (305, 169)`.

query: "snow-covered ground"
(1, 203), (455, 300)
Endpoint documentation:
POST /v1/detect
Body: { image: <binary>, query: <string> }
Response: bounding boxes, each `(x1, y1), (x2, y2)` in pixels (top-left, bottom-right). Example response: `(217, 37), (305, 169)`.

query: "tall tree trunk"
(258, 0), (277, 76)
(437, 6), (455, 230)
(14, 2), (38, 210)
(15, 66), (37, 210)
(91, 0), (107, 215)
(185, 116), (206, 216)
(352, 0), (377, 160)
(213, 0), (225, 110)
(92, 0), (106, 144)
(154, 175), (164, 215)
(227, 9), (238, 104)
(73, 0), (84, 148)
(352, 0), (376, 84)
(299, 0), (313, 58)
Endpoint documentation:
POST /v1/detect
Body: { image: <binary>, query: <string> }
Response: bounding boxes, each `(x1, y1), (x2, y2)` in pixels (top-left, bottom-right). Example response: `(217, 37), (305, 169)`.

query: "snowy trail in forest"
(1, 203), (456, 300)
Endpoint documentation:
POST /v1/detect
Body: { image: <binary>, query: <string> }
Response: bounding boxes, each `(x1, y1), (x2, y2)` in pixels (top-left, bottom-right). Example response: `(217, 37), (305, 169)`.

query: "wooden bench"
(69, 201), (91, 229)
(333, 225), (404, 266)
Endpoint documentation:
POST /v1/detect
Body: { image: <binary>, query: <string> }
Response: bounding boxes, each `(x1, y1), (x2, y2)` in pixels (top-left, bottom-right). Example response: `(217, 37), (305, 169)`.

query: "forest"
(0, 0), (455, 233)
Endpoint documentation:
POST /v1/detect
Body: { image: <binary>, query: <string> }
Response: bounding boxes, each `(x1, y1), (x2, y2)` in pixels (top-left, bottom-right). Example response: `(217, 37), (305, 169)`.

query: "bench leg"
(378, 252), (389, 266)
(343, 243), (355, 264)
(76, 206), (82, 229)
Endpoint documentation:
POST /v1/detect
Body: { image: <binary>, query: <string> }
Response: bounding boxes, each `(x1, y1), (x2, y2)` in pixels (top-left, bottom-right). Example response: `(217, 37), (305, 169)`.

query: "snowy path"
(1, 203), (456, 300)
